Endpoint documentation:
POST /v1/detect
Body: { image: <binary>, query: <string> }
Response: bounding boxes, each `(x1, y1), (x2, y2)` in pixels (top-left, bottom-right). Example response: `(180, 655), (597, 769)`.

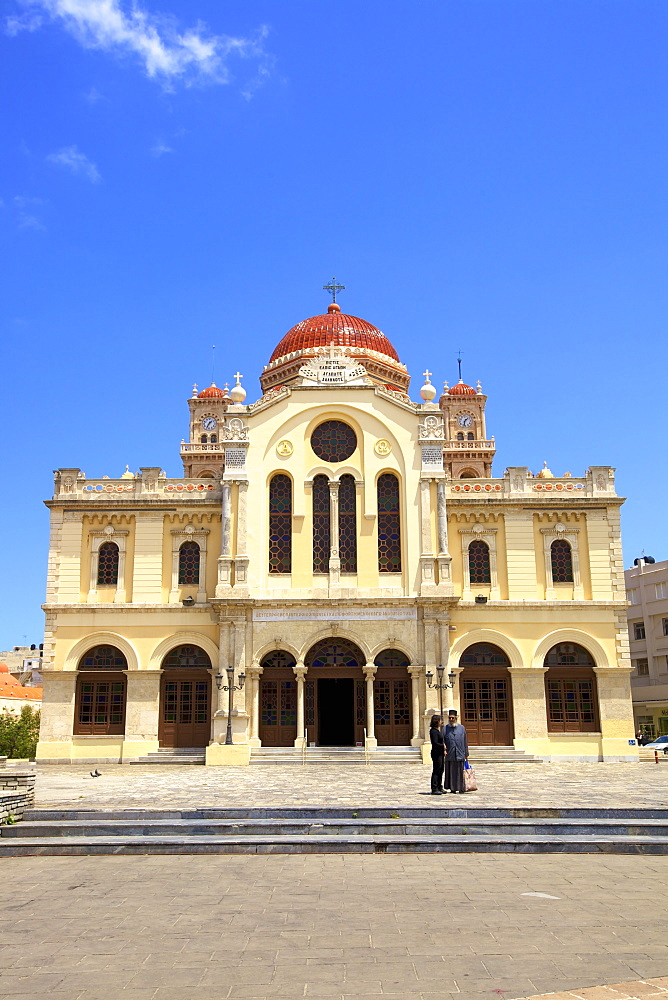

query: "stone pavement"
(1, 854), (667, 1000)
(31, 761), (668, 811)
(511, 978), (668, 1000)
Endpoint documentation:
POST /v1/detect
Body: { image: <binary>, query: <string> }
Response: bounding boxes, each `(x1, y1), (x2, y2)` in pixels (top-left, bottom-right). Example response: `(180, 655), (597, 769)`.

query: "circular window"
(311, 421), (357, 463)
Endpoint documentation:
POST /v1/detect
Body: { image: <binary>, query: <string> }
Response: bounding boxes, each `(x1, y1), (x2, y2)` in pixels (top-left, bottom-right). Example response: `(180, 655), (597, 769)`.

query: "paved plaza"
(29, 761), (668, 811)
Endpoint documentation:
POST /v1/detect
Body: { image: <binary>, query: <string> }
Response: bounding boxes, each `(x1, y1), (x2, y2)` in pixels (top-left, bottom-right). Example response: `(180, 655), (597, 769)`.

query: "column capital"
(247, 660), (263, 677)
(293, 661), (307, 679)
(363, 662), (377, 679)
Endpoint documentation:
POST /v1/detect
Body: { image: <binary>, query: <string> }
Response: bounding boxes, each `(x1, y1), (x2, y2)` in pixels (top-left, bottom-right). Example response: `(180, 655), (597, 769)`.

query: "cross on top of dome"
(322, 276), (345, 304)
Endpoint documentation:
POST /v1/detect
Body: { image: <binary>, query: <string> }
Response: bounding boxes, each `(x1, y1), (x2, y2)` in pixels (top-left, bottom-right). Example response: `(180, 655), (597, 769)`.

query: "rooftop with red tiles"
(269, 303), (400, 364)
(448, 379), (477, 396)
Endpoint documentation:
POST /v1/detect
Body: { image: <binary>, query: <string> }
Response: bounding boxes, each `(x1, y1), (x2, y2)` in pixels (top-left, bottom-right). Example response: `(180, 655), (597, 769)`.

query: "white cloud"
(150, 140), (173, 157)
(17, 212), (46, 231)
(47, 144), (101, 182)
(8, 1), (270, 89)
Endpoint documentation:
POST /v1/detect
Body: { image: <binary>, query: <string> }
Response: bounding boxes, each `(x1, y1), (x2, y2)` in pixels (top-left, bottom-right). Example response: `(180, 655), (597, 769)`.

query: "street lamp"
(425, 664), (457, 719)
(215, 666), (246, 745)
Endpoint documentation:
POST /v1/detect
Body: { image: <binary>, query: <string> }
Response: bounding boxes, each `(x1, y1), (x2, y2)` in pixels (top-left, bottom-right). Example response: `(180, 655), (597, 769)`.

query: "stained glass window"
(311, 420), (357, 462)
(339, 474), (357, 573)
(469, 540), (491, 584)
(162, 644), (212, 669)
(313, 474), (330, 573)
(269, 474), (292, 574)
(97, 542), (119, 586)
(460, 643), (510, 668)
(551, 539), (574, 583)
(306, 638), (363, 669)
(543, 643), (594, 668)
(377, 473), (401, 573)
(374, 649), (410, 669)
(79, 645), (127, 670)
(178, 541), (200, 585)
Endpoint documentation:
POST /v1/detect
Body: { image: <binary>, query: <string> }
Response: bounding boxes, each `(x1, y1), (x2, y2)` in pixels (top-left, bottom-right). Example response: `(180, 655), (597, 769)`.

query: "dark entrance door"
(317, 678), (355, 745)
(259, 651), (297, 747)
(458, 642), (514, 746)
(159, 671), (211, 748)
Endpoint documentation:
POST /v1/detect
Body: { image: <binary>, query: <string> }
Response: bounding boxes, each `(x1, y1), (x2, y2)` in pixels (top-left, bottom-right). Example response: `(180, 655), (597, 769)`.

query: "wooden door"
(259, 676), (297, 746)
(461, 673), (513, 745)
(374, 675), (411, 746)
(159, 671), (211, 748)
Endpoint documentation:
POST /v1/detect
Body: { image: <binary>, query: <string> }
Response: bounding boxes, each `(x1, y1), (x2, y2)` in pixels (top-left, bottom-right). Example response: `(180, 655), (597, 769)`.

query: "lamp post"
(425, 664), (456, 720)
(215, 666), (246, 745)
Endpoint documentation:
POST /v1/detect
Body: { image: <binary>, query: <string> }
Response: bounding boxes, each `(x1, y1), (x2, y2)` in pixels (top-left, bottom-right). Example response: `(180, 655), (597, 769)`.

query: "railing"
(52, 476), (219, 500)
(447, 476), (606, 497)
(444, 440), (495, 450)
(180, 443), (224, 453)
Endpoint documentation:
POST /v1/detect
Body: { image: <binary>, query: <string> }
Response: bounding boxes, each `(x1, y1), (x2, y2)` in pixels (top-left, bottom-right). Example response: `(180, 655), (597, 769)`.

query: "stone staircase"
(131, 748), (206, 765)
(2, 806), (666, 856)
(250, 746), (422, 764)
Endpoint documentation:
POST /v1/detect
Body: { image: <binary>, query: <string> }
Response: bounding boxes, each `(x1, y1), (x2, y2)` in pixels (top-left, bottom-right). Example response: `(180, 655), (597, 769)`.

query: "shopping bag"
(463, 764), (478, 792)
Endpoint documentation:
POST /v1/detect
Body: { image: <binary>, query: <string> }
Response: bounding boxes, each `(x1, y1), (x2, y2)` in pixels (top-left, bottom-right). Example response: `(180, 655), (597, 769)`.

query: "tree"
(0, 706), (41, 759)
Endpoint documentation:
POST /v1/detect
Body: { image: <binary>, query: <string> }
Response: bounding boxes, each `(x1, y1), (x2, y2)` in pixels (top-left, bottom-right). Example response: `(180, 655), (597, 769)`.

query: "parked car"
(643, 735), (668, 754)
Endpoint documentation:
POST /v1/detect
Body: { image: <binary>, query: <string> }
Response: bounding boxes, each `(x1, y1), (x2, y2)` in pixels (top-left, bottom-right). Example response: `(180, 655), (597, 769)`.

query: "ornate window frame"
(170, 524), (210, 604)
(540, 522), (582, 599)
(88, 525), (128, 603)
(459, 524), (499, 600)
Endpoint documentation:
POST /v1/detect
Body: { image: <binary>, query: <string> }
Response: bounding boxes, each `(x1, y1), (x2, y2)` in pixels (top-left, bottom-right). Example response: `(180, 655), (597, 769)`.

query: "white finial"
(192, 383), (198, 397)
(476, 380), (483, 394)
(230, 371), (246, 403)
(420, 369), (437, 402)
(443, 380), (449, 393)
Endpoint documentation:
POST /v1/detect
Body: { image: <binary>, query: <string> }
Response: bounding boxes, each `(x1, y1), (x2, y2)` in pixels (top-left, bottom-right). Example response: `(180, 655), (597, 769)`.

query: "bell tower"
(180, 383), (229, 478)
(439, 378), (495, 479)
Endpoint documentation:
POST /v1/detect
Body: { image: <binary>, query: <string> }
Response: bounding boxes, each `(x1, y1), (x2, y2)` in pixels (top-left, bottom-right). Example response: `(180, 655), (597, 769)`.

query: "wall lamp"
(426, 664), (457, 718)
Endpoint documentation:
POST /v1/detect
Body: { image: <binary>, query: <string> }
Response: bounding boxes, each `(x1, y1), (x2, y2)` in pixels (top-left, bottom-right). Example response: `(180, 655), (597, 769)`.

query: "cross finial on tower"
(323, 276), (345, 303)
(457, 350), (463, 382)
(422, 369), (432, 382)
(234, 372), (243, 384)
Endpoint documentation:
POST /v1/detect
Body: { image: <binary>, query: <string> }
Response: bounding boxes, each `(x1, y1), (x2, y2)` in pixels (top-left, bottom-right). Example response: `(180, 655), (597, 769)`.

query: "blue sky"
(1, 0), (667, 646)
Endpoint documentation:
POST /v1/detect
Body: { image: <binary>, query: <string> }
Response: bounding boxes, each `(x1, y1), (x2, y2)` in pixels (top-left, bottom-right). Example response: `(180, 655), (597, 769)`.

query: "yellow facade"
(37, 305), (636, 764)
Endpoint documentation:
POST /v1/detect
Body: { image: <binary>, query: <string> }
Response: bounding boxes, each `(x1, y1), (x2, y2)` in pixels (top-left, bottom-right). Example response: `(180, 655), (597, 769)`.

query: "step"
(2, 807), (666, 856)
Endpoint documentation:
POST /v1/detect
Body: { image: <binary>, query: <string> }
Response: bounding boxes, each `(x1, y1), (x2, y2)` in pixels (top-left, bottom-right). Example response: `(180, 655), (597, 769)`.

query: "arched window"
(377, 473), (401, 573)
(201, 434), (208, 443)
(467, 432), (474, 441)
(339, 474), (357, 573)
(210, 434), (217, 444)
(162, 644), (212, 668)
(469, 540), (491, 584)
(75, 644), (127, 736)
(544, 643), (598, 733)
(269, 474), (292, 574)
(97, 542), (119, 586)
(313, 474), (330, 574)
(460, 469), (477, 479)
(178, 541), (200, 585)
(551, 539), (574, 583)
(456, 432), (464, 441)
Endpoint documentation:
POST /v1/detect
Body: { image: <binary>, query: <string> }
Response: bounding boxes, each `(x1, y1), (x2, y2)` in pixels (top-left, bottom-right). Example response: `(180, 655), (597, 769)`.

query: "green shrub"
(0, 706), (41, 759)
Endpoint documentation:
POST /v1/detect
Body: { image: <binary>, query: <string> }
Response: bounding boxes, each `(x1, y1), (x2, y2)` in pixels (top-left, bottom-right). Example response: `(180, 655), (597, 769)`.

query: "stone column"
(121, 671), (161, 761)
(363, 663), (377, 748)
(436, 481), (452, 586)
(408, 665), (423, 745)
(328, 480), (341, 587)
(293, 660), (307, 748)
(217, 482), (233, 591)
(234, 481), (249, 586)
(35, 671), (77, 761)
(419, 479), (435, 585)
(247, 660), (262, 746)
(509, 667), (548, 755)
(594, 666), (637, 762)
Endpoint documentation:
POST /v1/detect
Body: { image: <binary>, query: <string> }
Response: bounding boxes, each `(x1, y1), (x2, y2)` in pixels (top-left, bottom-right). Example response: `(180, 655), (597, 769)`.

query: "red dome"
(269, 303), (400, 363)
(448, 380), (476, 396)
(198, 383), (226, 399)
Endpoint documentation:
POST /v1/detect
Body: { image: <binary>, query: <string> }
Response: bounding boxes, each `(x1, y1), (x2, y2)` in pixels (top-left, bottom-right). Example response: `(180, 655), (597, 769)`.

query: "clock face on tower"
(201, 417), (217, 431)
(457, 414), (473, 428)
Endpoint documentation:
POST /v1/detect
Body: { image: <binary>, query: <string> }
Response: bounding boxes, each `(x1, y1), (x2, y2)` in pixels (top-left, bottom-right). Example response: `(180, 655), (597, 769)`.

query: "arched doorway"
(159, 644), (212, 748)
(259, 650), (297, 746)
(544, 643), (599, 733)
(373, 649), (412, 746)
(305, 639), (365, 746)
(459, 642), (514, 745)
(74, 644), (127, 736)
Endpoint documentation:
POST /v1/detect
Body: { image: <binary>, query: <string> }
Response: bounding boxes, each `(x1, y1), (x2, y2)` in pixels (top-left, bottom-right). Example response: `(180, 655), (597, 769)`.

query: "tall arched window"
(377, 473), (401, 573)
(467, 432), (474, 440)
(469, 540), (491, 584)
(178, 541), (200, 585)
(544, 643), (598, 732)
(201, 434), (208, 443)
(339, 474), (357, 573)
(75, 644), (127, 736)
(456, 432), (464, 441)
(313, 474), (330, 574)
(269, 474), (292, 574)
(551, 539), (574, 583)
(97, 542), (119, 586)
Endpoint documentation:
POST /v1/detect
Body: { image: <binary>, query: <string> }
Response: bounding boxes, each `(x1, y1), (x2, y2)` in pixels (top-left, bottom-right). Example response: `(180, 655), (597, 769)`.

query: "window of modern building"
(312, 474), (330, 574)
(97, 541), (119, 586)
(627, 588), (639, 604)
(178, 540), (200, 585)
(633, 622), (646, 640)
(268, 474), (292, 574)
(75, 644), (127, 736)
(635, 659), (649, 676)
(468, 540), (491, 584)
(637, 715), (655, 739)
(550, 539), (574, 583)
(663, 618), (668, 637)
(543, 642), (599, 733)
(311, 420), (357, 462)
(339, 474), (357, 573)
(656, 582), (667, 600)
(377, 473), (401, 573)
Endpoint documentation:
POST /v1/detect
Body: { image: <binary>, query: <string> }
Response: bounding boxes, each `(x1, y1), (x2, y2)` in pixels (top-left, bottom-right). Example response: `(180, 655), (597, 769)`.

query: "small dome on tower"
(448, 380), (476, 396)
(229, 374), (246, 403)
(198, 382), (226, 399)
(419, 371), (437, 402)
(120, 465), (135, 480)
(536, 461), (554, 479)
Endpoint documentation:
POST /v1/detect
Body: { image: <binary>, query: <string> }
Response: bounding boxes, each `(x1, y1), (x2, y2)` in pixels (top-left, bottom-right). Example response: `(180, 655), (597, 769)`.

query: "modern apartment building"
(625, 557), (668, 739)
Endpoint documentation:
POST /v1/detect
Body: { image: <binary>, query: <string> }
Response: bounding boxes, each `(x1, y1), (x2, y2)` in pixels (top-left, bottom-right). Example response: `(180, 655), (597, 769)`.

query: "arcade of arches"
(72, 638), (603, 750)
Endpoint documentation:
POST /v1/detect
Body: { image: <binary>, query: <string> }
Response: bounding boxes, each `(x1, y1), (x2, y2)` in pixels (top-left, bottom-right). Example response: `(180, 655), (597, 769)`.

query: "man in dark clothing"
(443, 709), (469, 793)
(429, 714), (445, 794)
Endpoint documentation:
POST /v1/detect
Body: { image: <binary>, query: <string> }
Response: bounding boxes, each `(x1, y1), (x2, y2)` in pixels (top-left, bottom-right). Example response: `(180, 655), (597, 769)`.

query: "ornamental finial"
(323, 276), (345, 304)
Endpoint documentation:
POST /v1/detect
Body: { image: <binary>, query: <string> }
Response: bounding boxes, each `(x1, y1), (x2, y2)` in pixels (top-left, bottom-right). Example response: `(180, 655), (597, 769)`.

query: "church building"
(36, 290), (636, 764)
